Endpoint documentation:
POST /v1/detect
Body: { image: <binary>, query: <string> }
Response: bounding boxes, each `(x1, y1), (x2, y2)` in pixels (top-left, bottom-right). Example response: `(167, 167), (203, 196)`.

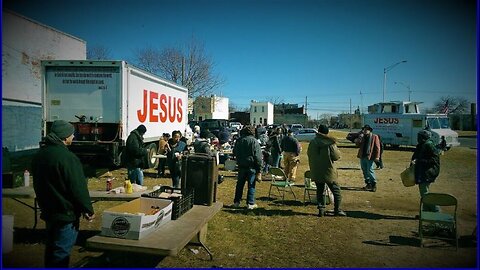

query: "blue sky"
(4, 0), (477, 117)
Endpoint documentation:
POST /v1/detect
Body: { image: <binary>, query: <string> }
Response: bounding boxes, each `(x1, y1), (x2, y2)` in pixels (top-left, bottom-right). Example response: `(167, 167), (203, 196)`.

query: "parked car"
(346, 131), (361, 143)
(290, 124), (304, 133)
(293, 128), (318, 141)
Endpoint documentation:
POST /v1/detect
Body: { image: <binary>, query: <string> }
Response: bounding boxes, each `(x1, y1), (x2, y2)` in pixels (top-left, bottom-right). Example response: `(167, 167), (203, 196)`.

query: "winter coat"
(233, 134), (263, 173)
(412, 139), (440, 184)
(194, 138), (212, 155)
(166, 139), (187, 173)
(32, 133), (94, 223)
(307, 133), (341, 184)
(267, 134), (282, 156)
(355, 133), (381, 160)
(281, 135), (301, 156)
(124, 130), (147, 168)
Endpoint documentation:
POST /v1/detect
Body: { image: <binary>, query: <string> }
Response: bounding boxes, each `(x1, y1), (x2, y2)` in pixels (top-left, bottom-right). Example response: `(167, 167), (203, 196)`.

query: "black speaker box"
(181, 153), (218, 205)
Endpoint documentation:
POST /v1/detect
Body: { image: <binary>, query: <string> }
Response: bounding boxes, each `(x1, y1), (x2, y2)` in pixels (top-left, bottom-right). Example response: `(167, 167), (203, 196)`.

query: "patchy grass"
(2, 130), (477, 268)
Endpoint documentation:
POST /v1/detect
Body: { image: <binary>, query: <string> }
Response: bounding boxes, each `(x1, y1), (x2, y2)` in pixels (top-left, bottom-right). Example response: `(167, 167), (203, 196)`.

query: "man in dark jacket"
(412, 130), (440, 212)
(194, 130), (213, 155)
(354, 125), (381, 192)
(32, 120), (95, 267)
(124, 125), (148, 185)
(233, 125), (263, 210)
(307, 125), (346, 217)
(281, 129), (301, 183)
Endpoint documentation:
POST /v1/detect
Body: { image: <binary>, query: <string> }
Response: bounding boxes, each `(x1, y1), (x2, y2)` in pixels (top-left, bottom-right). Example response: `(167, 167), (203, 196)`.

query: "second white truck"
(41, 60), (189, 167)
(362, 101), (460, 148)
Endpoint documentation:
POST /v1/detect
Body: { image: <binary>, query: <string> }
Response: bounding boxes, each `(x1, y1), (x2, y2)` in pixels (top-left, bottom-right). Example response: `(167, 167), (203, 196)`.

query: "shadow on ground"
(345, 210), (415, 220)
(363, 234), (477, 249)
(73, 251), (166, 268)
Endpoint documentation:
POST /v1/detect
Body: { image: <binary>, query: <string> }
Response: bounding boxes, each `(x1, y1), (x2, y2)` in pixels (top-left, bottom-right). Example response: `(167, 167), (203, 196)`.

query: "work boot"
(334, 210), (347, 216)
(318, 208), (326, 217)
(362, 183), (372, 191)
(370, 183), (377, 192)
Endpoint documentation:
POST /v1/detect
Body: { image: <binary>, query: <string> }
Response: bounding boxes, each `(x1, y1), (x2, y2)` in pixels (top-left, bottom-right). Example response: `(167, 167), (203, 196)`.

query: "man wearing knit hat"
(307, 124), (346, 217)
(32, 120), (95, 267)
(124, 124), (148, 185)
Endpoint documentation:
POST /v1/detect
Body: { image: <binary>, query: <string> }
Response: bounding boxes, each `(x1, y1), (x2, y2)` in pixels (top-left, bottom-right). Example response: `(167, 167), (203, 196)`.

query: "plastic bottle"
(124, 180), (133, 194)
(106, 178), (112, 191)
(24, 170), (30, 187)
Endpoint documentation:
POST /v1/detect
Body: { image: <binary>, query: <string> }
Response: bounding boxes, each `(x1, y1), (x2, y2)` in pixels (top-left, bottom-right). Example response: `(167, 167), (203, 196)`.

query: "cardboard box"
(101, 197), (173, 240)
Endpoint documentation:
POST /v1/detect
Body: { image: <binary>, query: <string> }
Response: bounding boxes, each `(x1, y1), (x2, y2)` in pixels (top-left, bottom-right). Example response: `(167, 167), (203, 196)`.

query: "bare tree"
(433, 96), (469, 114)
(133, 47), (162, 74)
(87, 45), (112, 60)
(133, 39), (223, 98)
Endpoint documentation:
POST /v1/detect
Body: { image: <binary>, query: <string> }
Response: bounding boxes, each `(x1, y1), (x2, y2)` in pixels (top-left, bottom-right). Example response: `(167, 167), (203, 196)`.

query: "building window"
(253, 118), (256, 124)
(262, 106), (264, 112)
(260, 117), (263, 124)
(254, 106), (257, 113)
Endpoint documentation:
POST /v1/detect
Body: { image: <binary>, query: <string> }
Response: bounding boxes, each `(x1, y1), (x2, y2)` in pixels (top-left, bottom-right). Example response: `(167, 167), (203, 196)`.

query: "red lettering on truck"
(137, 90), (184, 123)
(373, 118), (399, 124)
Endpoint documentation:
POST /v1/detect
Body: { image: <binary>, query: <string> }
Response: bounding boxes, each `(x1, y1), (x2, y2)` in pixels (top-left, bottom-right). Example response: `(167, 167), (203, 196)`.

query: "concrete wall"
(2, 10), (86, 152)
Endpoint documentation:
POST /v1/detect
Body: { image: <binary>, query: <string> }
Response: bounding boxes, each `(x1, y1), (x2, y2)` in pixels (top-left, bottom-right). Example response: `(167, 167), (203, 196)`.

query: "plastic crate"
(142, 186), (194, 220)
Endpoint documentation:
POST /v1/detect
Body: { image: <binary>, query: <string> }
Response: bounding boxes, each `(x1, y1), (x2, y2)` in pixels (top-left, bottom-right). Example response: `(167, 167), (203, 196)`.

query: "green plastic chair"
(268, 167), (297, 203)
(303, 170), (317, 205)
(418, 193), (458, 250)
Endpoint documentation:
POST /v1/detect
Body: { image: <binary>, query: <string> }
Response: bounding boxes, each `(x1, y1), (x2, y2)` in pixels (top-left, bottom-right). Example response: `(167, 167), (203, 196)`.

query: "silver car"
(293, 128), (318, 141)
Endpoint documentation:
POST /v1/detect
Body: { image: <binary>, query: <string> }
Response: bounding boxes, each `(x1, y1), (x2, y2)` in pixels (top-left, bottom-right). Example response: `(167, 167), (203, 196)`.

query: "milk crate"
(142, 186), (194, 220)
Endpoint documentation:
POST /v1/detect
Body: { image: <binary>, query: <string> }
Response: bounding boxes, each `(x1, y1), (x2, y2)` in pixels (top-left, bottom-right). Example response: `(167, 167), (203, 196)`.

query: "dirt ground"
(2, 131), (477, 268)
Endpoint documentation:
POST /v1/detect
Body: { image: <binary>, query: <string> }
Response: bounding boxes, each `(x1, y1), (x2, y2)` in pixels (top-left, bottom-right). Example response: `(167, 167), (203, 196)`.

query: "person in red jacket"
(354, 125), (381, 192)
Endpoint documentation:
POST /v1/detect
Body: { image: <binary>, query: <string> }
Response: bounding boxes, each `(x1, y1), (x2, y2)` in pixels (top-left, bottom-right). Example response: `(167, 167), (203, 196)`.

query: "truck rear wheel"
(146, 143), (159, 169)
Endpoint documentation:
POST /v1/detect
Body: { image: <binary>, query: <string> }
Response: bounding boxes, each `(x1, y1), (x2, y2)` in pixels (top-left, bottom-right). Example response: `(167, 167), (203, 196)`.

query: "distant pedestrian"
(268, 127), (283, 168)
(307, 125), (346, 217)
(281, 129), (301, 182)
(232, 125), (263, 210)
(165, 130), (187, 188)
(354, 125), (381, 192)
(412, 130), (440, 212)
(157, 133), (170, 177)
(124, 124), (148, 185)
(32, 120), (95, 267)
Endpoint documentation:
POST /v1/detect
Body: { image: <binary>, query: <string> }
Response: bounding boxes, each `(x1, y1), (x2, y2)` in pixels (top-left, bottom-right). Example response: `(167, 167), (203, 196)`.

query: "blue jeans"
(127, 167), (144, 185)
(419, 182), (440, 212)
(45, 221), (79, 267)
(270, 151), (281, 168)
(360, 158), (376, 185)
(171, 171), (181, 189)
(234, 168), (257, 205)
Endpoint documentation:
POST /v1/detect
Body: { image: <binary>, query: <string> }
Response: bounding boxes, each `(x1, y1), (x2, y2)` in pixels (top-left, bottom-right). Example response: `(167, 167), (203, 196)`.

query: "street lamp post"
(383, 60), (407, 102)
(394, 81), (412, 101)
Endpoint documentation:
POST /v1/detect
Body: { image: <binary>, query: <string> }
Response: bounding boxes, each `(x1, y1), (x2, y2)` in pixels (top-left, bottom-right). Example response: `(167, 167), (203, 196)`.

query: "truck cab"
(362, 101), (460, 148)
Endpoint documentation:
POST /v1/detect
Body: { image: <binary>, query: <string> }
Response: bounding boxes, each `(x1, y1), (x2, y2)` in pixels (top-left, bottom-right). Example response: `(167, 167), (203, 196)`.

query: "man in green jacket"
(412, 130), (440, 212)
(307, 125), (346, 217)
(32, 120), (95, 267)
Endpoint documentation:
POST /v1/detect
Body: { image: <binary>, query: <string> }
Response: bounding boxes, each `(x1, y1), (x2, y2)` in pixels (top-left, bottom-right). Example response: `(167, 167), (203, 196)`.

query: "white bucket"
(2, 215), (14, 254)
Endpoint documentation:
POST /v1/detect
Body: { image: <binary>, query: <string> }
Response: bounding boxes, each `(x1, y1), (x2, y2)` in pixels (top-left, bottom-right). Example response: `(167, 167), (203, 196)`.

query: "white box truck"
(41, 60), (188, 167)
(362, 101), (460, 148)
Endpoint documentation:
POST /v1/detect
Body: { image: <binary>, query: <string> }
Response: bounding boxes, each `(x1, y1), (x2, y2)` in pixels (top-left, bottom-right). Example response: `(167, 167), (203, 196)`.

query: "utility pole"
(360, 90), (364, 114)
(349, 98), (352, 132)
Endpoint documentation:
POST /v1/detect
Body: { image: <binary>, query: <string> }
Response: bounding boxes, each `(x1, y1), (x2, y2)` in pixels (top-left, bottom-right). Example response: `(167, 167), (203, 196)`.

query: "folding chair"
(268, 167), (297, 203)
(418, 193), (458, 250)
(303, 170), (317, 205)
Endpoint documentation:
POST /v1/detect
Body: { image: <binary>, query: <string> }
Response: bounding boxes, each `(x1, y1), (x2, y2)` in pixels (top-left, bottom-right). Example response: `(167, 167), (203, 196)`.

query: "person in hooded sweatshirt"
(32, 120), (95, 267)
(307, 124), (346, 217)
(124, 124), (148, 185)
